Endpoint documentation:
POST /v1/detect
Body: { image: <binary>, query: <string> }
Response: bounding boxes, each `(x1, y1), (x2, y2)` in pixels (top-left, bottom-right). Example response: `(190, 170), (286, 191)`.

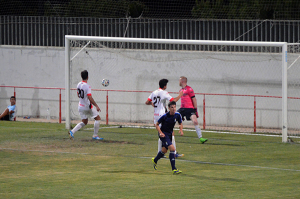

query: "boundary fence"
(1, 85), (299, 133)
(1, 16), (300, 47)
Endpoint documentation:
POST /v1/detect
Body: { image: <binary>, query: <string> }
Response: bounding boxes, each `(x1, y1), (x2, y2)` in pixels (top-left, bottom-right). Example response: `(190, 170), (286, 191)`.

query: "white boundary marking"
(1, 148), (300, 172)
(87, 125), (300, 139)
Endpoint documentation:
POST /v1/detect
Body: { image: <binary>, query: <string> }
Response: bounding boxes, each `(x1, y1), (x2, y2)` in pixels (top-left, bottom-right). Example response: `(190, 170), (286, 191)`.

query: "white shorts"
(78, 106), (99, 120)
(154, 115), (162, 127)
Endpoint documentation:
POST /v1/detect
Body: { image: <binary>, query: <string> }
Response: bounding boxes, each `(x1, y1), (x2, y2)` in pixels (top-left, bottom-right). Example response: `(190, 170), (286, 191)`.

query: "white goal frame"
(65, 35), (288, 142)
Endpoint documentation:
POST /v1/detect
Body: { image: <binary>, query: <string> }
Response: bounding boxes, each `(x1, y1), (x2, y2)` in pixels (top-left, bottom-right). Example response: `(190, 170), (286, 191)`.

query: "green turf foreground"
(0, 121), (299, 198)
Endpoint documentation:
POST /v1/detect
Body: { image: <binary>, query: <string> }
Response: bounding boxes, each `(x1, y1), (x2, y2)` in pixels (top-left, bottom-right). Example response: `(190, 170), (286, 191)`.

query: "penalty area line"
(116, 125), (300, 139)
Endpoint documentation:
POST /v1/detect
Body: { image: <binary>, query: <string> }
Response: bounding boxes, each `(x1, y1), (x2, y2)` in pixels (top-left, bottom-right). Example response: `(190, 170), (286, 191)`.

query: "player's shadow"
(31, 87), (40, 117)
(178, 140), (243, 147)
(180, 173), (243, 182)
(0, 85), (8, 109)
(103, 170), (243, 182)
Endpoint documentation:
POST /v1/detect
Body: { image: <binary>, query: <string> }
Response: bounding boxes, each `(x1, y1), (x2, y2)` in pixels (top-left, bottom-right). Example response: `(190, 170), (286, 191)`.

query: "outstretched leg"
(0, 108), (9, 120)
(191, 115), (208, 144)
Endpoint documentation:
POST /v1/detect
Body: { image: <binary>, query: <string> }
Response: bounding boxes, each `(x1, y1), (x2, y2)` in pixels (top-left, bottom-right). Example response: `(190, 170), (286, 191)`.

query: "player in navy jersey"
(145, 79), (183, 158)
(152, 101), (183, 174)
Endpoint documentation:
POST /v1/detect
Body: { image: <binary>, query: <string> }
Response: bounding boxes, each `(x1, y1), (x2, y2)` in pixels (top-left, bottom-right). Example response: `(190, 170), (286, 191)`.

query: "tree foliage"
(192, 0), (300, 19)
(0, 0), (300, 19)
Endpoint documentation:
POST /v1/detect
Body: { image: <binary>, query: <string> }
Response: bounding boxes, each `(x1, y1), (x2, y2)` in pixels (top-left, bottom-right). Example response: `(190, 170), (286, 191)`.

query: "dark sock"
(169, 151), (176, 170)
(154, 151), (165, 163)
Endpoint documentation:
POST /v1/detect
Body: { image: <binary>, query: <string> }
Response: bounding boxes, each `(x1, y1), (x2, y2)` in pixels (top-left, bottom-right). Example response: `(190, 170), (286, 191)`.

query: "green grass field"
(0, 121), (300, 199)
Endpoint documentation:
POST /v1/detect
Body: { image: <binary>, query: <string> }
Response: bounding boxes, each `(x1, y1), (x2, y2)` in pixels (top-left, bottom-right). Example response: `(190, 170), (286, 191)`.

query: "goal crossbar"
(65, 35), (288, 142)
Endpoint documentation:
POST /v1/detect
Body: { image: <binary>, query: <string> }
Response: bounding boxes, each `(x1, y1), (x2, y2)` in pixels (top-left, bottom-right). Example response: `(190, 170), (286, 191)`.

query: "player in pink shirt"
(177, 76), (208, 144)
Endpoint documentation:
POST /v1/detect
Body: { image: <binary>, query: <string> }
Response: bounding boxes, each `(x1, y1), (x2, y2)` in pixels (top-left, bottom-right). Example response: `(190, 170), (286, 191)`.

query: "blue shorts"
(177, 108), (196, 121)
(159, 133), (173, 149)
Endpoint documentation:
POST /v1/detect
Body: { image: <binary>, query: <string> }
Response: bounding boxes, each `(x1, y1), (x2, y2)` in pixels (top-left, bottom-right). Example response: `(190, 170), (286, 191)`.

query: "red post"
(203, 94), (206, 130)
(106, 91), (108, 125)
(254, 96), (256, 132)
(14, 87), (16, 121)
(59, 89), (61, 123)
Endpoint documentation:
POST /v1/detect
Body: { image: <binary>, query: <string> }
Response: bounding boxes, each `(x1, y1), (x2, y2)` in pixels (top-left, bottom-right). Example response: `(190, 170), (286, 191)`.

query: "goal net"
(65, 36), (300, 142)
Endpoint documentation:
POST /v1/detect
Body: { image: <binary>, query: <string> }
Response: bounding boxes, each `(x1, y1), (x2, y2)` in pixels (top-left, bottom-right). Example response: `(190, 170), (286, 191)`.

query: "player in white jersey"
(68, 70), (103, 140)
(145, 79), (183, 158)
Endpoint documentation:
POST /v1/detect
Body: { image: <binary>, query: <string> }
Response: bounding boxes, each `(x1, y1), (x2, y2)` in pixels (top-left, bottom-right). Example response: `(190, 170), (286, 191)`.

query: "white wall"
(1, 45), (300, 130)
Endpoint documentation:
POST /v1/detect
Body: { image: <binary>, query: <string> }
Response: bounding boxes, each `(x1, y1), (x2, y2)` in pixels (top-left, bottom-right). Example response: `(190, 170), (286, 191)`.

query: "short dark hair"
(159, 79), (168, 89)
(10, 96), (16, 100)
(168, 100), (176, 107)
(81, 70), (88, 80)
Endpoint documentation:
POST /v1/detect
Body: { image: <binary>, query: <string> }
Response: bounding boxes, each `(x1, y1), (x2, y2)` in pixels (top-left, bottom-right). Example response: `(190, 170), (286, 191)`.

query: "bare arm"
(155, 122), (165, 138)
(88, 95), (101, 112)
(178, 123), (183, 136)
(172, 91), (183, 102)
(145, 99), (154, 107)
(192, 97), (197, 109)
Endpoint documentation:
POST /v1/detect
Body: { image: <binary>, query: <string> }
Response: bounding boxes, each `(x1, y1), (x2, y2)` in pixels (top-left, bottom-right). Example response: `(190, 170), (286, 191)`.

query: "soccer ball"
(102, 79), (109, 87)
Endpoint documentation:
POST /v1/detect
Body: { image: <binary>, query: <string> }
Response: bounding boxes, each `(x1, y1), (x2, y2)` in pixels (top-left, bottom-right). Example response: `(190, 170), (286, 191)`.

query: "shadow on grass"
(178, 140), (243, 147)
(103, 170), (243, 182)
(181, 173), (243, 182)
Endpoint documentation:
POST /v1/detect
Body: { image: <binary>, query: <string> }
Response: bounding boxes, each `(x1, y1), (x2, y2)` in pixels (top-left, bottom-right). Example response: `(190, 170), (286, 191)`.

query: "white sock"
(158, 138), (162, 153)
(195, 125), (202, 138)
(71, 122), (85, 134)
(172, 135), (177, 154)
(94, 120), (100, 137)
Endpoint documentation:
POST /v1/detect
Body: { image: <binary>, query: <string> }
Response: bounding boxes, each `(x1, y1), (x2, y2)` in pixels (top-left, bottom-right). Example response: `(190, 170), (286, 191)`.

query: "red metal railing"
(1, 85), (300, 131)
(1, 85), (64, 123)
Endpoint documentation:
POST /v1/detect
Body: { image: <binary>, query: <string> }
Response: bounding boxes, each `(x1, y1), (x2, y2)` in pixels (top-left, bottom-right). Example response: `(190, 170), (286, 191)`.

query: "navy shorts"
(159, 133), (173, 149)
(0, 115), (10, 121)
(177, 108), (196, 121)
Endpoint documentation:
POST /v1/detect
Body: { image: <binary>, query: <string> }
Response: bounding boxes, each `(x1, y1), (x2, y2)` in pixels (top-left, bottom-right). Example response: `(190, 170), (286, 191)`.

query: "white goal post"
(65, 35), (288, 142)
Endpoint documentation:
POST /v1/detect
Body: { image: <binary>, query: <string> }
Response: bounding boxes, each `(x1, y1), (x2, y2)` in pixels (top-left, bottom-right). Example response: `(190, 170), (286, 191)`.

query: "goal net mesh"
(68, 39), (300, 135)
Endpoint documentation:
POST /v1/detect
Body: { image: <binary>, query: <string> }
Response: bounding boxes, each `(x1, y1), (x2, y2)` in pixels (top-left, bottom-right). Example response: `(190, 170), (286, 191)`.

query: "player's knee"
(192, 116), (198, 125)
(94, 115), (101, 120)
(162, 148), (168, 153)
(169, 145), (175, 152)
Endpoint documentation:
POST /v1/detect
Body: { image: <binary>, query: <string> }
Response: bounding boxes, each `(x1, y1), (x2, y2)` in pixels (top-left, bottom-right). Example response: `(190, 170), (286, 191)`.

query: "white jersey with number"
(147, 88), (174, 117)
(77, 81), (92, 110)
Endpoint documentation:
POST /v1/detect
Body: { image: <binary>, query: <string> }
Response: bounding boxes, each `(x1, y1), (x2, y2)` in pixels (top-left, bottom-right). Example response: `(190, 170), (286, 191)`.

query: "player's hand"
(194, 108), (199, 118)
(179, 130), (184, 136)
(96, 106), (101, 112)
(159, 133), (165, 138)
(179, 90), (183, 97)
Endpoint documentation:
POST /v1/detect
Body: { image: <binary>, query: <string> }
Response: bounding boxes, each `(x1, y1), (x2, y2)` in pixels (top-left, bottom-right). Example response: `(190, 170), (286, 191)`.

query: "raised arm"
(172, 90), (183, 102)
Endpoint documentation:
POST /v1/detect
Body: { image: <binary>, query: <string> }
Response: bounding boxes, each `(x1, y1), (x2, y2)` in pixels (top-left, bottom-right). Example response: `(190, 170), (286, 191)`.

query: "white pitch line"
(89, 125), (300, 139)
(2, 148), (299, 172)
